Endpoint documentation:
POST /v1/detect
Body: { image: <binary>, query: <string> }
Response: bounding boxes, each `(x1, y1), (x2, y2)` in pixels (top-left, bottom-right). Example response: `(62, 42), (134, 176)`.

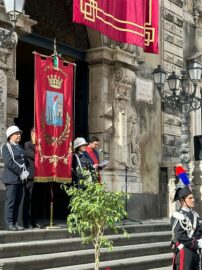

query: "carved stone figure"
(127, 112), (141, 170)
(194, 0), (202, 51)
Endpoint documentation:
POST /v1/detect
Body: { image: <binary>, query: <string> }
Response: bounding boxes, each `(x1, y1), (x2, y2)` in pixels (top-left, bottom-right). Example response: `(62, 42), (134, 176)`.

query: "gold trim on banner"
(79, 0), (155, 46)
(42, 112), (71, 145)
(34, 176), (72, 183)
(37, 139), (72, 167)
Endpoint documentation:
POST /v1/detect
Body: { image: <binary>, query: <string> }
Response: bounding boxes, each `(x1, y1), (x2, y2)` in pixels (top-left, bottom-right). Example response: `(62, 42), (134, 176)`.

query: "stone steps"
(0, 251), (172, 270)
(0, 231), (171, 258)
(41, 253), (172, 270)
(0, 222), (170, 243)
(148, 265), (173, 270)
(0, 221), (173, 270)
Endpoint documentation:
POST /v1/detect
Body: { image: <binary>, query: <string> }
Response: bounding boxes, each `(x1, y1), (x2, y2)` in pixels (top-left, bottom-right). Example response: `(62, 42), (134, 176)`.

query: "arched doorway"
(15, 0), (90, 222)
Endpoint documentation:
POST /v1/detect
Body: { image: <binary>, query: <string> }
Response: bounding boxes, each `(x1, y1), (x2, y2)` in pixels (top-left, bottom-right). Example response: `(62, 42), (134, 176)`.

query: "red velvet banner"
(73, 0), (159, 54)
(34, 53), (74, 183)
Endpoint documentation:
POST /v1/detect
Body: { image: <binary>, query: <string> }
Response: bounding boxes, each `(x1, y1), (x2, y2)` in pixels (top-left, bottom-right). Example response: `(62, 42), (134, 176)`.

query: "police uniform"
(72, 151), (96, 187)
(1, 142), (26, 229)
(171, 186), (202, 270)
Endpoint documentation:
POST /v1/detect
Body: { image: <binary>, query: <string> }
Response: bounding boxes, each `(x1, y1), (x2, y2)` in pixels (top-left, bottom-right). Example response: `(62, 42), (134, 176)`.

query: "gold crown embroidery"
(47, 75), (63, 89)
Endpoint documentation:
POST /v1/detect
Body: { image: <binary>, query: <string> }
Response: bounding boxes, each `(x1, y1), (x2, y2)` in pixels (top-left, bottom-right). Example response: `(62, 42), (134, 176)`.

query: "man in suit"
(23, 127), (40, 228)
(84, 136), (102, 183)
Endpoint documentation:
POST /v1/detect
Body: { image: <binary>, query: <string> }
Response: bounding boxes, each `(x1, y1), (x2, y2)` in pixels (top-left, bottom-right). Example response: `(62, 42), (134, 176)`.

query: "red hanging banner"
(73, 0), (159, 54)
(34, 53), (74, 183)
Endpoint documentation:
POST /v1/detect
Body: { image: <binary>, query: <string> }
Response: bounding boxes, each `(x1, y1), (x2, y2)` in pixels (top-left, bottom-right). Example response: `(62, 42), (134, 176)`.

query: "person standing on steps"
(23, 127), (40, 229)
(84, 136), (103, 183)
(72, 137), (97, 188)
(1, 125), (29, 231)
(171, 185), (202, 270)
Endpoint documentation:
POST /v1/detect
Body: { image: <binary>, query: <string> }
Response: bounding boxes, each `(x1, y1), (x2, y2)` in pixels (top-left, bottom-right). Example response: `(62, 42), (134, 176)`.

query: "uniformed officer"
(1, 125), (29, 231)
(171, 185), (202, 270)
(72, 137), (97, 188)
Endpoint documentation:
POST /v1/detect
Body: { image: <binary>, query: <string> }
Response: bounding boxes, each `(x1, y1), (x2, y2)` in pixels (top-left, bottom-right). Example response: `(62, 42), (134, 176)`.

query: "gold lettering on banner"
(79, 0), (155, 46)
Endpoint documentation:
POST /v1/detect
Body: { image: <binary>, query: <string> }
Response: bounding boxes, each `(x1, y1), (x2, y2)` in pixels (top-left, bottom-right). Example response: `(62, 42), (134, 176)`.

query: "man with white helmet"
(72, 137), (97, 188)
(1, 125), (29, 231)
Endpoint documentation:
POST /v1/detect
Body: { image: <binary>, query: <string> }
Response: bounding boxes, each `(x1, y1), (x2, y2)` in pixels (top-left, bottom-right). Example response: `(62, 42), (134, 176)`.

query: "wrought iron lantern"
(0, 0), (26, 47)
(152, 61), (202, 170)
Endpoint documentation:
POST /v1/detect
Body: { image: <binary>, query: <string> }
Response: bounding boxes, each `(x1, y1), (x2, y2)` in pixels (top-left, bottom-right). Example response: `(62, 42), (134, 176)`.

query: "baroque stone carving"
(113, 67), (131, 113)
(163, 144), (179, 157)
(127, 111), (141, 170)
(111, 65), (141, 173)
(0, 28), (18, 49)
(0, 70), (7, 147)
(116, 43), (137, 54)
(194, 0), (202, 51)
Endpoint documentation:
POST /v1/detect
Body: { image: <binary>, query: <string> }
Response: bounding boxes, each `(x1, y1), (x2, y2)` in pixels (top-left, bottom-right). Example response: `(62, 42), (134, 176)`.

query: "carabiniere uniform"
(171, 206), (202, 270)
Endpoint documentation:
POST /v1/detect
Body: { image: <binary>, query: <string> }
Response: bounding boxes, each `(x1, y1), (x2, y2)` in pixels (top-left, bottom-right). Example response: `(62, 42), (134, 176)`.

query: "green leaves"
(64, 181), (127, 269)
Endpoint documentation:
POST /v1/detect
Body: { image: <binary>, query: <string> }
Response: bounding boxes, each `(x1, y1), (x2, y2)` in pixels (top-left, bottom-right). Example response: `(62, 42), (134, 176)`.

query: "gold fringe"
(34, 176), (72, 183)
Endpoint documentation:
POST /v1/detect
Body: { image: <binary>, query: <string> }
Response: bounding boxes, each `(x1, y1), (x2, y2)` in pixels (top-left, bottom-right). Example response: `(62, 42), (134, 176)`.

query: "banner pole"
(73, 64), (76, 139)
(34, 39), (75, 229)
(50, 182), (54, 227)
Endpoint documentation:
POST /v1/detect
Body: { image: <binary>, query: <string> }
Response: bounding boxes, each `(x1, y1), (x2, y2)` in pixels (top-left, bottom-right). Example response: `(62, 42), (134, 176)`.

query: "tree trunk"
(95, 241), (100, 270)
(94, 227), (102, 270)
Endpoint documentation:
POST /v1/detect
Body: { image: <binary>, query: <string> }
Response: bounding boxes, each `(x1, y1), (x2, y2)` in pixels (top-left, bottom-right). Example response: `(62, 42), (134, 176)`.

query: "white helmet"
(6, 125), (22, 139)
(73, 137), (87, 149)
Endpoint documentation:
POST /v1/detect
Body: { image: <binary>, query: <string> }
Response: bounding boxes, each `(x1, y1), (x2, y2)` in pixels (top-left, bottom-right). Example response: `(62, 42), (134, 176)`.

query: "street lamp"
(152, 62), (202, 171)
(0, 0), (26, 47)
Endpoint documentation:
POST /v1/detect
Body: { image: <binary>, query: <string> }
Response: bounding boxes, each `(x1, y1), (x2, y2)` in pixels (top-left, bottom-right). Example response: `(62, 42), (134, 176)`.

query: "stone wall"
(0, 4), (35, 227)
(86, 38), (162, 218)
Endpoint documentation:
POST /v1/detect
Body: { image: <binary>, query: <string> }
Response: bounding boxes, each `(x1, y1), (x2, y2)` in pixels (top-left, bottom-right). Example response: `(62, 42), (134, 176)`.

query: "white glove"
(197, 239), (202, 248)
(20, 170), (29, 180)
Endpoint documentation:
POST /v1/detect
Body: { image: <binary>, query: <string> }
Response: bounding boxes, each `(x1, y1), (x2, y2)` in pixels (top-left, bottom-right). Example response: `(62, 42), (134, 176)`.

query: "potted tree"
(64, 181), (127, 270)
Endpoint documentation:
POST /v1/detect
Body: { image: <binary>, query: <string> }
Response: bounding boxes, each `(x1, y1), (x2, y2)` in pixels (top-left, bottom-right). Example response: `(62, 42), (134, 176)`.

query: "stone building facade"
(0, 0), (201, 226)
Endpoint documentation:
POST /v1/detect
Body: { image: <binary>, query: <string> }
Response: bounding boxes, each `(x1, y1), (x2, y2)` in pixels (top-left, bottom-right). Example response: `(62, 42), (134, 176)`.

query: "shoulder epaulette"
(172, 211), (185, 220)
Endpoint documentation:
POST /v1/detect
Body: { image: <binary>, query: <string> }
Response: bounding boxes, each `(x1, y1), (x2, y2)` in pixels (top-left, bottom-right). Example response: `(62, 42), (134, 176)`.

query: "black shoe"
(7, 224), (17, 231)
(32, 223), (41, 228)
(24, 224), (32, 229)
(15, 224), (24, 230)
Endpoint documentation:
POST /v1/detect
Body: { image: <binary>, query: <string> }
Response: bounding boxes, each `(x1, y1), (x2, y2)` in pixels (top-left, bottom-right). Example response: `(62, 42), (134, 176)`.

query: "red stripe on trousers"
(179, 248), (184, 270)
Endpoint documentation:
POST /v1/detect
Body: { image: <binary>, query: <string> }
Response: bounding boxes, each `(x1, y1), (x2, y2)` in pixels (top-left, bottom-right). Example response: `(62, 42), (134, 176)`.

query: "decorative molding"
(0, 70), (7, 147)
(163, 144), (180, 157)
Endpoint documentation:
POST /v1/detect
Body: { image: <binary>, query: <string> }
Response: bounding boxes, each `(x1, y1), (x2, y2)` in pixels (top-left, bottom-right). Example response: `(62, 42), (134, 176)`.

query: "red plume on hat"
(173, 164), (192, 202)
(175, 164), (190, 186)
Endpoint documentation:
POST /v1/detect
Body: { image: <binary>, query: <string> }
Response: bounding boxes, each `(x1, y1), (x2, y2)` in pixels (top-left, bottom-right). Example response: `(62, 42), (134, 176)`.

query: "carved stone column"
(188, 1), (202, 215)
(86, 45), (142, 194)
(0, 3), (36, 227)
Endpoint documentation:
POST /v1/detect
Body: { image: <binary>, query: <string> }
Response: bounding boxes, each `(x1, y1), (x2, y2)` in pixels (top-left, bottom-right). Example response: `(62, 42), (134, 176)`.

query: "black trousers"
(5, 183), (23, 227)
(23, 180), (37, 226)
(174, 247), (200, 270)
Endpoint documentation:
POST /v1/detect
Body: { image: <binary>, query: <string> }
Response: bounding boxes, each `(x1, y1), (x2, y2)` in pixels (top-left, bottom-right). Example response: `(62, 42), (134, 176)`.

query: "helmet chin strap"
(182, 197), (191, 209)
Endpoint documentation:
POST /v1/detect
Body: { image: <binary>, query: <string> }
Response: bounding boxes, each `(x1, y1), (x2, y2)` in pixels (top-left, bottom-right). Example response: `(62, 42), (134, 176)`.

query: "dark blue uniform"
(72, 152), (96, 188)
(1, 142), (26, 228)
(171, 207), (202, 270)
(23, 140), (36, 227)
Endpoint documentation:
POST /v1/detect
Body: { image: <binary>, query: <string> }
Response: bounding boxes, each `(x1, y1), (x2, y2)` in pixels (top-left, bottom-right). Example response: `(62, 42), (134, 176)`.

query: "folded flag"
(175, 165), (190, 186)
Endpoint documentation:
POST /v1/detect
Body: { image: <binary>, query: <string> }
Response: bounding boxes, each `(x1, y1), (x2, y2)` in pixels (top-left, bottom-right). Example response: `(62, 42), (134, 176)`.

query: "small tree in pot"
(64, 181), (127, 270)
